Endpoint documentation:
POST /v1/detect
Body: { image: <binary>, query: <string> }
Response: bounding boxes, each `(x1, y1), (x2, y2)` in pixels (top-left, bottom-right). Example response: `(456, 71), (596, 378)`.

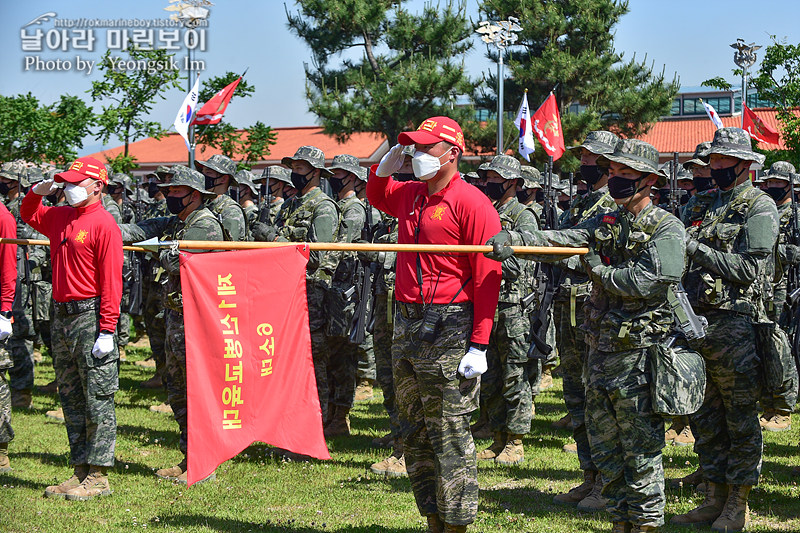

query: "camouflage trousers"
(483, 304), (532, 435)
(33, 281), (53, 354)
(690, 311), (762, 486)
(116, 312), (130, 347)
(585, 347), (665, 528)
(326, 335), (357, 409)
(374, 293), (400, 437)
(143, 277), (166, 373)
(52, 305), (118, 467)
(8, 304), (34, 391)
(357, 333), (376, 381)
(761, 299), (798, 413)
(164, 309), (189, 455)
(0, 372), (12, 444)
(393, 301), (478, 526)
(554, 296), (596, 472)
(311, 329), (330, 420)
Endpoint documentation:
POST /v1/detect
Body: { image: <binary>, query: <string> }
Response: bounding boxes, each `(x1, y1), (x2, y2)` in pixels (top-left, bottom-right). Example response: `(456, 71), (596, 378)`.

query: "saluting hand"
(32, 179), (59, 196)
(376, 144), (406, 177)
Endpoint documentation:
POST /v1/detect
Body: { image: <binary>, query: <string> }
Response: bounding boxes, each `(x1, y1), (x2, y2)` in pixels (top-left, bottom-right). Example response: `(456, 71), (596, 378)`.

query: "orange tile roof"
(641, 108), (795, 156)
(87, 127), (388, 170)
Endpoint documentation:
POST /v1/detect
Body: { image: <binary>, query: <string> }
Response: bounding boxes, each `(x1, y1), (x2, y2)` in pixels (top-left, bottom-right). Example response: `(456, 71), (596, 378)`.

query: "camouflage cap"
(704, 127), (766, 165)
(568, 130), (620, 155)
(254, 165), (293, 185)
(45, 169), (65, 187)
(157, 165), (213, 196)
(659, 161), (693, 181)
(234, 170), (258, 194)
(762, 160), (797, 182)
(328, 154), (362, 177)
(281, 146), (334, 178)
(24, 166), (44, 186)
(464, 171), (479, 181)
(684, 142), (711, 169)
(0, 161), (26, 182)
(145, 164), (175, 180)
(479, 154), (521, 181)
(520, 165), (542, 189)
(598, 138), (667, 187)
(195, 154), (237, 177)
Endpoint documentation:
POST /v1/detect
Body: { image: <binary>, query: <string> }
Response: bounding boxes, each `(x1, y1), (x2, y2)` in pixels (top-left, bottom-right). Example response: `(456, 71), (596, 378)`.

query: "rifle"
(787, 173), (800, 373)
(350, 202), (376, 345)
(258, 168), (272, 226)
(122, 183), (144, 316)
(568, 171), (574, 207)
(667, 152), (685, 217)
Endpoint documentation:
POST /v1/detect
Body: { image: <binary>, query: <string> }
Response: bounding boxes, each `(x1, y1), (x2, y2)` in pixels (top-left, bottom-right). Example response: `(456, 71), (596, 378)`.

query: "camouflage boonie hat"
(356, 166), (368, 183)
(145, 165), (174, 180)
(24, 166), (44, 185)
(479, 154), (521, 181)
(684, 142), (711, 168)
(464, 171), (479, 182)
(659, 161), (693, 181)
(520, 166), (542, 190)
(598, 138), (667, 188)
(568, 130), (620, 155)
(255, 165), (293, 185)
(402, 145), (416, 157)
(703, 127), (766, 165)
(762, 161), (796, 182)
(328, 154), (362, 178)
(234, 170), (258, 194)
(109, 173), (134, 193)
(281, 146), (333, 178)
(0, 161), (26, 182)
(195, 154), (237, 177)
(45, 169), (65, 187)
(158, 165), (213, 196)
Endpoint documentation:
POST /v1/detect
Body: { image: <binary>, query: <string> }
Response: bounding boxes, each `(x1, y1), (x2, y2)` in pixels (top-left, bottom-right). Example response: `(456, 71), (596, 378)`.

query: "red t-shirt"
(21, 194), (123, 332)
(367, 165), (501, 344)
(0, 203), (16, 312)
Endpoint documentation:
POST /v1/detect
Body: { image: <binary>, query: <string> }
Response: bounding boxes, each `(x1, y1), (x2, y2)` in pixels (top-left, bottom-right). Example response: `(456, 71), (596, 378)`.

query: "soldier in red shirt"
(367, 117), (501, 533)
(21, 156), (123, 501)
(0, 201), (17, 473)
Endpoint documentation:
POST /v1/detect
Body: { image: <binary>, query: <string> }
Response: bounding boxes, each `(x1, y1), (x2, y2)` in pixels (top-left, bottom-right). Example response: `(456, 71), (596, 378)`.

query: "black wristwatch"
(0, 311), (12, 319)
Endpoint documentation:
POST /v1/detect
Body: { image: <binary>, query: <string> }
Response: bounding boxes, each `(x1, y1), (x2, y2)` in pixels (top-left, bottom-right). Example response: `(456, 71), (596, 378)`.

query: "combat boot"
(495, 434), (524, 466)
(672, 425), (695, 446)
(426, 514), (443, 533)
(323, 405), (350, 438)
(443, 524), (467, 533)
(65, 465), (111, 500)
(577, 474), (607, 512)
(665, 419), (685, 442)
(552, 413), (572, 430)
(476, 432), (506, 461)
(562, 442), (578, 454)
(11, 388), (32, 409)
(669, 466), (703, 488)
(370, 452), (407, 478)
(611, 522), (631, 533)
(354, 380), (374, 402)
(0, 442), (11, 473)
(135, 358), (157, 368)
(46, 407), (65, 422)
(554, 470), (596, 505)
(470, 411), (491, 440)
(44, 465), (89, 498)
(759, 409), (775, 427)
(156, 458), (187, 480)
(711, 485), (751, 532)
(38, 379), (58, 394)
(140, 374), (163, 390)
(150, 402), (173, 415)
(670, 481), (728, 526)
(762, 412), (791, 432)
(371, 432), (394, 448)
(540, 368), (554, 390)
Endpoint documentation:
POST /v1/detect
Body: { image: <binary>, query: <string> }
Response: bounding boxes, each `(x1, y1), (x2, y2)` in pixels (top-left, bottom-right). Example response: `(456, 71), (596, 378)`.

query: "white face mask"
(412, 150), (451, 181)
(64, 183), (89, 206)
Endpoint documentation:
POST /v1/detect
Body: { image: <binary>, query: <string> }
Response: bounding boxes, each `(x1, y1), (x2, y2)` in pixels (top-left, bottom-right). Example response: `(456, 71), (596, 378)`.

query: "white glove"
(32, 179), (59, 196)
(376, 143), (406, 177)
(458, 346), (488, 379)
(92, 332), (116, 357)
(0, 314), (12, 341)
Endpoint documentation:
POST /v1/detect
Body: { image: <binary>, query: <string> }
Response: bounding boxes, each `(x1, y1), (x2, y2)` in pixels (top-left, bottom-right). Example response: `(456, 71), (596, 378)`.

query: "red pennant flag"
(191, 76), (242, 125)
(531, 92), (566, 160)
(181, 245), (330, 485)
(743, 104), (780, 145)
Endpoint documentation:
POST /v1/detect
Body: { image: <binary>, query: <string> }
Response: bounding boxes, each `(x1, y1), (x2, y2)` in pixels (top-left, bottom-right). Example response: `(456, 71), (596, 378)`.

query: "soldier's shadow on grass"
(160, 514), (418, 532)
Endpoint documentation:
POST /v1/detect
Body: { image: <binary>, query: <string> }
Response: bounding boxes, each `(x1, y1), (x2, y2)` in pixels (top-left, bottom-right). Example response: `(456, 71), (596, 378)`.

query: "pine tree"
(287, 0), (475, 144)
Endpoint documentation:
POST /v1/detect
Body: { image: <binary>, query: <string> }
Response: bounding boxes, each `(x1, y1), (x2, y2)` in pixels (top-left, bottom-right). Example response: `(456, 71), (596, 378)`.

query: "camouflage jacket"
(243, 203), (258, 233)
(274, 187), (339, 281)
(496, 198), (539, 304)
(373, 211), (399, 295)
(683, 180), (779, 318)
(206, 194), (248, 242)
(102, 194), (122, 224)
(257, 198), (284, 226)
(519, 203), (686, 352)
(322, 194), (366, 285)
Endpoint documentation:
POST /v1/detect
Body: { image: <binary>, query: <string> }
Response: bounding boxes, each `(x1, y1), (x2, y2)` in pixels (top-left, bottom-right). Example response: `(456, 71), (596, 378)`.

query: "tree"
(475, 0), (679, 170)
(0, 93), (94, 165)
(89, 47), (182, 172)
(287, 0), (476, 144)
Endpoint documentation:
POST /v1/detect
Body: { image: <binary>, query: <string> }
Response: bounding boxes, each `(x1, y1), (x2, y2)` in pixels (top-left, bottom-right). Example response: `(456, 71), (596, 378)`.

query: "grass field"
(2, 341), (800, 532)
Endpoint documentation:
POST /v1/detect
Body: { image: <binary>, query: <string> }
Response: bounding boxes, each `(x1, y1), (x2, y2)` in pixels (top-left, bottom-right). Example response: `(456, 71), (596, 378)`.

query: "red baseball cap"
(55, 157), (109, 185)
(398, 116), (465, 152)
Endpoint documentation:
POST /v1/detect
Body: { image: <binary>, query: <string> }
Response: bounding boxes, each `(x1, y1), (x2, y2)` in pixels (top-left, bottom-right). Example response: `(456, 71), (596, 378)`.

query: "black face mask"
(0, 183), (11, 196)
(608, 174), (645, 200)
(204, 174), (227, 192)
(694, 177), (714, 192)
(329, 177), (346, 196)
(710, 165), (742, 189)
(516, 190), (531, 204)
(680, 192), (692, 205)
(579, 165), (602, 186)
(484, 181), (509, 201)
(535, 190), (545, 203)
(395, 172), (416, 182)
(558, 199), (570, 211)
(166, 192), (192, 214)
(766, 185), (789, 202)
(291, 170), (312, 192)
(147, 182), (160, 198)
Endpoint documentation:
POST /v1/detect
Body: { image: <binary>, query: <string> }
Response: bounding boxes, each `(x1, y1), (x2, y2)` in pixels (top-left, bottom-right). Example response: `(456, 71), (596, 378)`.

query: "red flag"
(181, 245), (330, 485)
(743, 104), (780, 145)
(191, 76), (242, 125)
(531, 92), (566, 160)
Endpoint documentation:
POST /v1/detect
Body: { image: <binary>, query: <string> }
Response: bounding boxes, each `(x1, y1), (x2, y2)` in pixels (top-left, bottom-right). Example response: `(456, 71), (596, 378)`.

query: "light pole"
(476, 17), (522, 155)
(731, 38), (761, 128)
(165, 0), (213, 167)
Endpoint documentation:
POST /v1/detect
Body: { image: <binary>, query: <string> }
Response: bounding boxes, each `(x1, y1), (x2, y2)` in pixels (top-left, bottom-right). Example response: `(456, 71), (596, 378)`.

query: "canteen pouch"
(753, 321), (789, 392)
(647, 341), (706, 416)
(417, 307), (443, 344)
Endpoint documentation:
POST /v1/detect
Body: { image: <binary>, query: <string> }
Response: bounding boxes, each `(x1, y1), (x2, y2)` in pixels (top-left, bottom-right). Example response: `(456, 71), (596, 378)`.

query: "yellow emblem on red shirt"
(431, 205), (448, 221)
(75, 229), (88, 243)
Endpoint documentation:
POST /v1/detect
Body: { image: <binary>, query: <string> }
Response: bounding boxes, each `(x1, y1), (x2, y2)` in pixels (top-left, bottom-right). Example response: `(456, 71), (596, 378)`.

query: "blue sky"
(1, 0), (798, 156)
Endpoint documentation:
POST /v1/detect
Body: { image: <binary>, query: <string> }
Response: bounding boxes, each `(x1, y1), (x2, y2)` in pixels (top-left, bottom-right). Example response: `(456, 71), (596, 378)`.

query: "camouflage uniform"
(141, 197), (169, 376)
(682, 128), (778, 488)
(196, 154), (248, 242)
(0, 347), (13, 445)
(235, 169), (260, 233)
(25, 168), (54, 355)
(254, 165), (293, 226)
(121, 167), (224, 456)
